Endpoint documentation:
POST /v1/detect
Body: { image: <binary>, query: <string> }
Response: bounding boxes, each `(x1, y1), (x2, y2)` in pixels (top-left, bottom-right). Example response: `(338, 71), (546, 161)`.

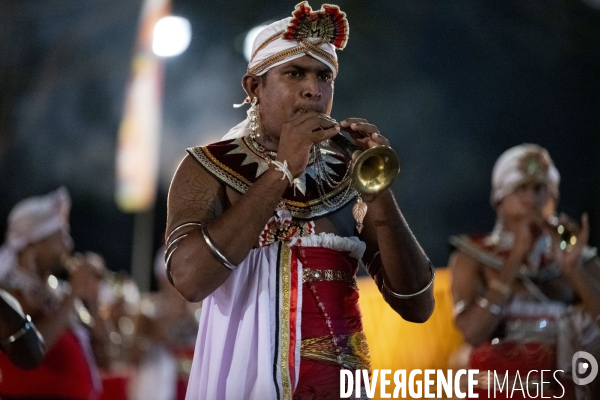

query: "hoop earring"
(248, 97), (260, 139)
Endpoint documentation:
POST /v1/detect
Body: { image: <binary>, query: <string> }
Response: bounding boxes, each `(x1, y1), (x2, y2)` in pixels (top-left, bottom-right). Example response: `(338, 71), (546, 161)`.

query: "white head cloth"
(0, 187), (71, 280)
(491, 144), (560, 205)
(223, 2), (348, 140)
(247, 17), (339, 78)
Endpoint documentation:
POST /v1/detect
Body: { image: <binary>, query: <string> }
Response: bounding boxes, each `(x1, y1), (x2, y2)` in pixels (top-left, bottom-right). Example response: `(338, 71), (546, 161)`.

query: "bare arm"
(165, 155), (288, 302)
(449, 251), (517, 346)
(167, 112), (341, 302)
(360, 191), (434, 323)
(567, 257), (600, 325)
(339, 118), (434, 322)
(450, 212), (540, 346)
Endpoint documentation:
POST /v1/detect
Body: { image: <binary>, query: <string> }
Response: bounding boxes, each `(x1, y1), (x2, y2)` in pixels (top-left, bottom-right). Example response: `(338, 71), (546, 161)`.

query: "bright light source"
(152, 16), (192, 57)
(244, 25), (267, 61)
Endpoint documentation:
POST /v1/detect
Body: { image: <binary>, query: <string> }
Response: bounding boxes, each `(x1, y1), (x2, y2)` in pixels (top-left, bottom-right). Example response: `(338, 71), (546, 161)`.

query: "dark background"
(1, 0), (599, 283)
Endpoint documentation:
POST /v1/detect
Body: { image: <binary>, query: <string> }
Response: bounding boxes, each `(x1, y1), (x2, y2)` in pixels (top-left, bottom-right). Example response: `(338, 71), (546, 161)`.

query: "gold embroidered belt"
(300, 331), (371, 372)
(302, 268), (357, 289)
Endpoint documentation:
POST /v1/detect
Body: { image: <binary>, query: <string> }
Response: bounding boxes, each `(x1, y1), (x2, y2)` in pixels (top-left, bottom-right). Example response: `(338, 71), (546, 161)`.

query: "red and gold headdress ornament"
(247, 2), (349, 77)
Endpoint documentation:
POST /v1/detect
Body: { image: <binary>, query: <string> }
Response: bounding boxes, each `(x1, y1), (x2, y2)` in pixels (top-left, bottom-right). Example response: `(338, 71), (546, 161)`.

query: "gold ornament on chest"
(259, 213), (314, 247)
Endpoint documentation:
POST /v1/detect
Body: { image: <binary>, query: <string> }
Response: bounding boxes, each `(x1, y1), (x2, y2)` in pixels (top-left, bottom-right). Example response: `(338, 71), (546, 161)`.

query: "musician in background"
(95, 267), (142, 400)
(129, 247), (199, 400)
(0, 187), (102, 400)
(164, 3), (434, 398)
(449, 144), (600, 399)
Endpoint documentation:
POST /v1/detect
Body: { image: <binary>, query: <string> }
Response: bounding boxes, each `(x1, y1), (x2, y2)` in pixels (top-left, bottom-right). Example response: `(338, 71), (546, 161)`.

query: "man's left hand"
(553, 213), (590, 277)
(340, 118), (390, 150)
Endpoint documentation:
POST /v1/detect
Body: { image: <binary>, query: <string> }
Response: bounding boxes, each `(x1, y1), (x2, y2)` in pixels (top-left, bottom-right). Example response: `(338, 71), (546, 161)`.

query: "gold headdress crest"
(283, 2), (349, 50)
(517, 150), (550, 180)
(247, 2), (349, 76)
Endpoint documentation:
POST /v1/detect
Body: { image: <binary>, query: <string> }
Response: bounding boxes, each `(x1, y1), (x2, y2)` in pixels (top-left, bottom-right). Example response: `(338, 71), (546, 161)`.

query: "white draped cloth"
(185, 231), (365, 400)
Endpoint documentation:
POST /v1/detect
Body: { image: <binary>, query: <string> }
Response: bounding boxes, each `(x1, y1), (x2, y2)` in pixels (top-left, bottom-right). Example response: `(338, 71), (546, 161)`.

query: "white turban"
(223, 2), (349, 140)
(491, 144), (560, 206)
(0, 187), (71, 280)
(248, 2), (348, 77)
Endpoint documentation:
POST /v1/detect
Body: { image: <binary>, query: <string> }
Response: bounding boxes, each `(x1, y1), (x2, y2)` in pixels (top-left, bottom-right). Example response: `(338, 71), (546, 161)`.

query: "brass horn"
(329, 134), (400, 195)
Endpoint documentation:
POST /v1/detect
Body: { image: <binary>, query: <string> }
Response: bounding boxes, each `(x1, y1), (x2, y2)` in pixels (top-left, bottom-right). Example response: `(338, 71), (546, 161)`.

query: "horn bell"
(351, 145), (400, 195)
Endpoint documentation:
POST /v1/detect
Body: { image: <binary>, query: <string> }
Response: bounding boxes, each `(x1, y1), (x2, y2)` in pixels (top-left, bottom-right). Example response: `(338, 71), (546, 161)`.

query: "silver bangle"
(165, 221), (238, 276)
(200, 224), (237, 271)
(164, 234), (189, 286)
(164, 222), (207, 286)
(476, 296), (502, 316)
(382, 260), (436, 299)
(0, 315), (33, 347)
(166, 222), (205, 244)
(164, 249), (176, 286)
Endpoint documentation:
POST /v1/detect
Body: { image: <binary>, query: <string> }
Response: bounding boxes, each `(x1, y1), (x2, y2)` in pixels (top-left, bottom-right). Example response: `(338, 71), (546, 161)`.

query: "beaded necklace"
(306, 282), (344, 366)
(311, 142), (355, 209)
(248, 135), (278, 160)
(249, 136), (356, 205)
(249, 135), (317, 164)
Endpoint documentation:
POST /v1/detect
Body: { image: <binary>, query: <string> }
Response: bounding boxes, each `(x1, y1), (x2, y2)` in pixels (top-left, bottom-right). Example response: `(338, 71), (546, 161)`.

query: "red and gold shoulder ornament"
(186, 136), (357, 220)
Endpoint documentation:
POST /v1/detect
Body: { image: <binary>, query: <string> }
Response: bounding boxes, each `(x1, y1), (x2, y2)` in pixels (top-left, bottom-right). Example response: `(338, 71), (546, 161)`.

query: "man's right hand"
(500, 215), (541, 282)
(277, 110), (340, 177)
(68, 258), (97, 300)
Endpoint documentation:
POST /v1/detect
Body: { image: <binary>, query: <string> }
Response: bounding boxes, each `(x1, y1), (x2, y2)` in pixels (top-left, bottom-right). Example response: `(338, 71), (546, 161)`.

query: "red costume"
(0, 329), (99, 400)
(450, 233), (600, 399)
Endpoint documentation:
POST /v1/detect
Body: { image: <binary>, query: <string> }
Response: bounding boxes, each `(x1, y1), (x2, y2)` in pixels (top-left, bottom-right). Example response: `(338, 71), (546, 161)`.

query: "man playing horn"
(449, 144), (600, 399)
(165, 3), (435, 398)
